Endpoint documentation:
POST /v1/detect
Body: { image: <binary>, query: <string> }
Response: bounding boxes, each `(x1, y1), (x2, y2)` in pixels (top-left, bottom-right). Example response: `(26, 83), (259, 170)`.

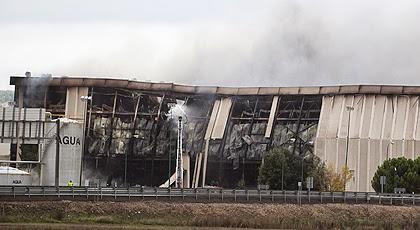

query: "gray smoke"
(3, 0), (420, 87)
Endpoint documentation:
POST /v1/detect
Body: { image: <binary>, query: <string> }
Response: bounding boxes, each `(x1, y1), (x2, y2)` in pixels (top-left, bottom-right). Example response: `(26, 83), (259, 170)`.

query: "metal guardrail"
(0, 186), (418, 205)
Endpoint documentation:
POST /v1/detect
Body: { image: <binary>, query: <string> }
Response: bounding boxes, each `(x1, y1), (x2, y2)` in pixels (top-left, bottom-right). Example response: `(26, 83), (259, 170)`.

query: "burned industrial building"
(5, 75), (420, 192)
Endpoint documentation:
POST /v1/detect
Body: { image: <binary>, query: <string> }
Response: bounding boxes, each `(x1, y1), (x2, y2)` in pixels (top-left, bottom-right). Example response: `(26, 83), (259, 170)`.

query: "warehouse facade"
(9, 76), (420, 191)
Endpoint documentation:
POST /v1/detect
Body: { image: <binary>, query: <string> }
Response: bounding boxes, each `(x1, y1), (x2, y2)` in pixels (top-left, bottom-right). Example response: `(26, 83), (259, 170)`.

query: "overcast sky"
(1, 0), (420, 90)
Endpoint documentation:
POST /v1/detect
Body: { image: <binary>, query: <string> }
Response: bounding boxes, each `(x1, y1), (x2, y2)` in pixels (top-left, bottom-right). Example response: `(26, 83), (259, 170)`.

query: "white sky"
(1, 0), (420, 90)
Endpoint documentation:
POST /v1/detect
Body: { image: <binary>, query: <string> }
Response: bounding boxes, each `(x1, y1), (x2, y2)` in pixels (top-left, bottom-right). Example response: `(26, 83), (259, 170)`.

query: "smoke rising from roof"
(1, 0), (420, 88)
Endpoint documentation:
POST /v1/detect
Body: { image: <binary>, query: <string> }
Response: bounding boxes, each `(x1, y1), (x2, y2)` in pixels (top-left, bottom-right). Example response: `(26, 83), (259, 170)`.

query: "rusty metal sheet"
(359, 85), (381, 94)
(150, 82), (173, 90)
(105, 79), (129, 88)
(195, 86), (218, 94)
(264, 96), (279, 138)
(278, 87), (299, 94)
(339, 86), (360, 94)
(237, 87), (259, 95)
(173, 85), (195, 93)
(258, 87), (280, 95)
(319, 86), (340, 94)
(216, 87), (239, 95)
(126, 81), (152, 90)
(61, 78), (84, 86)
(211, 98), (233, 139)
(403, 87), (420, 94)
(380, 86), (404, 94)
(299, 87), (320, 94)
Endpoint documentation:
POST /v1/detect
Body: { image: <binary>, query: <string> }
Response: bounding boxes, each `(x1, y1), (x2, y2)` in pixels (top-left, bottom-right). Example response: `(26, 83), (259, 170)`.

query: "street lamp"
(80, 95), (92, 186)
(344, 105), (354, 192)
(386, 141), (395, 160)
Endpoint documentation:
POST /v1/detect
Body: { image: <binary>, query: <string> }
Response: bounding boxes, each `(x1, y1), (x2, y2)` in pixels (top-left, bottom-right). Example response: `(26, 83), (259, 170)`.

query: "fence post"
(128, 187), (131, 200)
(12, 186), (15, 198)
(246, 190), (249, 201)
(221, 189), (223, 202)
(355, 192), (357, 203)
(168, 188), (171, 200)
(195, 188), (197, 201)
(343, 192), (346, 203)
(320, 191), (322, 204)
(42, 186), (45, 197)
(85, 186), (88, 199)
(332, 192), (334, 203)
(57, 187), (60, 198)
(27, 187), (30, 198)
(401, 194), (404, 205)
(413, 194), (415, 205)
(283, 190), (286, 203)
(271, 190), (274, 202)
(182, 188), (185, 201)
(114, 187), (117, 200)
(154, 187), (157, 200)
(234, 190), (236, 202)
(72, 187), (74, 198)
(207, 189), (210, 202)
(259, 189), (261, 202)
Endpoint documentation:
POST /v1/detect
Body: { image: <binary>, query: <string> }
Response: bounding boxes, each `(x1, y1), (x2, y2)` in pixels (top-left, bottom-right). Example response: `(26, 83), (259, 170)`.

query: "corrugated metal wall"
(315, 95), (420, 192)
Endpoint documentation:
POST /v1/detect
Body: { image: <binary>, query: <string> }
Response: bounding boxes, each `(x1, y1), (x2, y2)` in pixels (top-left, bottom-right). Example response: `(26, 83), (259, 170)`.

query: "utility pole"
(176, 116), (183, 188)
(344, 105), (354, 191)
(55, 119), (60, 187)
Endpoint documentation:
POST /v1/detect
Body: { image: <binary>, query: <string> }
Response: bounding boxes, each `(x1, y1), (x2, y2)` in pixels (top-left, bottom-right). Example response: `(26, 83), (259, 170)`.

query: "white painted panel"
(361, 96), (374, 138)
(317, 96), (333, 138)
(211, 98), (232, 139)
(404, 140), (414, 159)
(393, 97), (408, 140)
(338, 96), (354, 138)
(358, 139), (369, 192)
(336, 138), (346, 170)
(369, 139), (381, 192)
(326, 95), (344, 138)
(382, 96), (394, 139)
(391, 140), (404, 158)
(325, 139), (337, 168)
(204, 100), (220, 140)
(415, 141), (420, 158)
(264, 96), (279, 138)
(349, 96), (363, 138)
(371, 96), (386, 139)
(404, 97), (418, 140)
(314, 138), (326, 161)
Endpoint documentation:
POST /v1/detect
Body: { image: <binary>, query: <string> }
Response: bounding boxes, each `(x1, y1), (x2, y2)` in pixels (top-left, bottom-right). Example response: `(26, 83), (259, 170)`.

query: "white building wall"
(315, 94), (420, 192)
(41, 119), (83, 186)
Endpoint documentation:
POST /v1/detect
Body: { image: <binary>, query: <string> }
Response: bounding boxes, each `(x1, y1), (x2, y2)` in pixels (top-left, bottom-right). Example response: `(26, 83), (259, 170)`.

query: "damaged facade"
(9, 76), (420, 191)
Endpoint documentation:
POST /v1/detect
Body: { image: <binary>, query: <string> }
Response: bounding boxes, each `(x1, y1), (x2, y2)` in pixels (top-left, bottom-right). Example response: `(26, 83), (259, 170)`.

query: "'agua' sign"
(58, 136), (81, 145)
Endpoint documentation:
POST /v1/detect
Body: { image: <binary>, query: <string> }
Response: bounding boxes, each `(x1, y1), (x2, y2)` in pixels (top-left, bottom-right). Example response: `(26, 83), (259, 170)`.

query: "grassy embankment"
(0, 201), (420, 229)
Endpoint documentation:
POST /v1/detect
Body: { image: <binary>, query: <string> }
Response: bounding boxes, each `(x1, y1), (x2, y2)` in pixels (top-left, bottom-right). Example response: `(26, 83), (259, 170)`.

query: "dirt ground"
(0, 201), (419, 229)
